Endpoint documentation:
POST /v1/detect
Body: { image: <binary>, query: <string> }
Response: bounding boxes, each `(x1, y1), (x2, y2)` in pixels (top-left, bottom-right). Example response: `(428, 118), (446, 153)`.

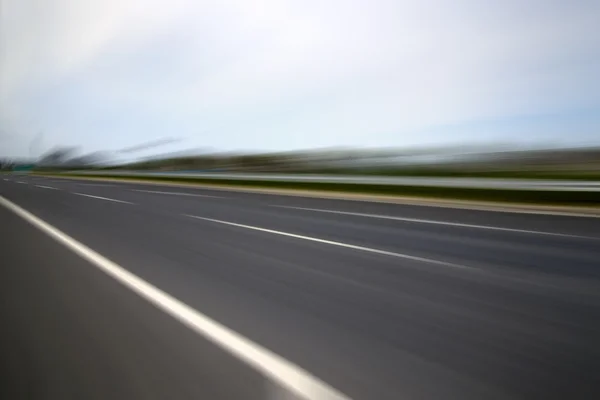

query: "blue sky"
(1, 0), (599, 159)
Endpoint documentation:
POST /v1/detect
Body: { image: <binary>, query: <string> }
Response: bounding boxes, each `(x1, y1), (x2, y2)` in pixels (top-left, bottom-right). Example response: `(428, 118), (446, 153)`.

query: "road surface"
(1, 175), (600, 400)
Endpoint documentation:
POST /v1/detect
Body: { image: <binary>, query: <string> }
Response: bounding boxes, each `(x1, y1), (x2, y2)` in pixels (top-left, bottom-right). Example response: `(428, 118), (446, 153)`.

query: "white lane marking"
(16, 181), (27, 184)
(74, 193), (133, 204)
(0, 196), (349, 400)
(274, 205), (596, 240)
(35, 185), (58, 190)
(186, 215), (469, 270)
(132, 189), (222, 198)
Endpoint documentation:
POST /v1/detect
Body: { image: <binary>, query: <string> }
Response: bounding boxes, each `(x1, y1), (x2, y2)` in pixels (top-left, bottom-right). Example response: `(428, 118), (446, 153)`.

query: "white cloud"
(1, 0), (599, 156)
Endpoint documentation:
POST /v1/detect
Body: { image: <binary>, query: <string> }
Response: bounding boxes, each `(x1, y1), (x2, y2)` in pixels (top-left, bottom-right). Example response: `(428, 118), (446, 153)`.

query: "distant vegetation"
(9, 144), (600, 180)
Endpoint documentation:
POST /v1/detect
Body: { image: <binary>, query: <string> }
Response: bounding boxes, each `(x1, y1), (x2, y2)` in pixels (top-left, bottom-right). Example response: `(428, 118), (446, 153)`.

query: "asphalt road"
(1, 174), (600, 400)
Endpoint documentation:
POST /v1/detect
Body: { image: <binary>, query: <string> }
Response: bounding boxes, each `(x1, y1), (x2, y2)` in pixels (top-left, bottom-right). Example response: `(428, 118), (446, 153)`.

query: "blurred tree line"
(7, 144), (600, 179)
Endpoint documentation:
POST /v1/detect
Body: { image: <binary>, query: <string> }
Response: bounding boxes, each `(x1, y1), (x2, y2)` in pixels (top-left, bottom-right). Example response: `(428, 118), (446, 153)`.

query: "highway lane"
(0, 194), (270, 399)
(2, 175), (600, 399)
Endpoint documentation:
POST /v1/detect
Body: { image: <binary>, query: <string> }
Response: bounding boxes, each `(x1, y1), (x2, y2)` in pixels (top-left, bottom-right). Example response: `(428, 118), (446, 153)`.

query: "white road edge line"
(74, 192), (134, 204)
(0, 195), (350, 400)
(132, 189), (223, 198)
(186, 215), (470, 270)
(274, 206), (596, 240)
(35, 185), (58, 190)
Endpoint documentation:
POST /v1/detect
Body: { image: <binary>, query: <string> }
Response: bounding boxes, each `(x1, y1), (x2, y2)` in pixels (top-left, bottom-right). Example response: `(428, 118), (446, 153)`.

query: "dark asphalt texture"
(1, 175), (600, 400)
